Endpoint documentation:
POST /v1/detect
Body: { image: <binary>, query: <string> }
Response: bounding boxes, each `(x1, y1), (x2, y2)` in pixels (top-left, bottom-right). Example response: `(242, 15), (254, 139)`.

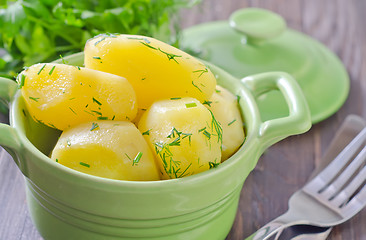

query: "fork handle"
(245, 218), (288, 240)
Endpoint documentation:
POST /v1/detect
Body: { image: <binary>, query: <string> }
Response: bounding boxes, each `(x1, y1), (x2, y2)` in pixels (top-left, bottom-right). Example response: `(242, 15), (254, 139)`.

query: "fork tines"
(303, 127), (366, 218)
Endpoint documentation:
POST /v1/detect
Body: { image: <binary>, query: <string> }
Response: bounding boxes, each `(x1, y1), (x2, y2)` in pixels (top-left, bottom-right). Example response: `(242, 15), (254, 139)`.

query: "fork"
(246, 127), (366, 240)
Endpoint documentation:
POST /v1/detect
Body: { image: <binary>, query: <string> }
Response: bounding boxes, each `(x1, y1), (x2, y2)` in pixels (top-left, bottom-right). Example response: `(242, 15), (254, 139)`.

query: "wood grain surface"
(0, 0), (365, 239)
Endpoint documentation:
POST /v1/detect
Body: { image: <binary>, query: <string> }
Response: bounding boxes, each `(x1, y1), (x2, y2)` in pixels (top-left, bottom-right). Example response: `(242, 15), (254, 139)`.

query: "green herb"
(0, 1), (200, 79)
(18, 74), (25, 88)
(48, 65), (56, 75)
(236, 95), (241, 103)
(93, 56), (101, 60)
(90, 122), (99, 131)
(192, 67), (208, 78)
(37, 64), (46, 75)
(202, 130), (211, 140)
(92, 97), (102, 105)
(94, 37), (106, 46)
(112, 115), (115, 120)
(91, 110), (102, 116)
(67, 140), (71, 146)
(97, 116), (108, 120)
(198, 127), (206, 133)
(55, 159), (58, 163)
(215, 89), (221, 93)
(133, 152), (143, 166)
(228, 119), (236, 126)
(192, 81), (203, 93)
(22, 109), (26, 116)
(202, 100), (212, 107)
(69, 107), (77, 115)
(158, 48), (181, 63)
(80, 162), (90, 168)
(185, 102), (197, 108)
(141, 77), (146, 81)
(142, 129), (151, 135)
(59, 54), (67, 64)
(209, 109), (223, 144)
(170, 97), (181, 100)
(140, 41), (158, 50)
(209, 161), (220, 169)
(29, 96), (39, 102)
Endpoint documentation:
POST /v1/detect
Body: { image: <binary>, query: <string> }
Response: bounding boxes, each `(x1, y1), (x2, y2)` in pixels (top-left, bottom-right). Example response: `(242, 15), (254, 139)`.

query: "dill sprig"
(79, 162), (90, 168)
(29, 96), (40, 102)
(192, 67), (208, 78)
(37, 64), (46, 75)
(185, 102), (197, 108)
(48, 65), (56, 75)
(133, 152), (143, 166)
(191, 81), (203, 93)
(228, 119), (236, 126)
(90, 122), (99, 131)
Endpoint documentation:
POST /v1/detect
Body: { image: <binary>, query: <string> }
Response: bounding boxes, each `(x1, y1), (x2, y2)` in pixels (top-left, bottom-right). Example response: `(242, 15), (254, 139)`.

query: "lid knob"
(229, 8), (286, 44)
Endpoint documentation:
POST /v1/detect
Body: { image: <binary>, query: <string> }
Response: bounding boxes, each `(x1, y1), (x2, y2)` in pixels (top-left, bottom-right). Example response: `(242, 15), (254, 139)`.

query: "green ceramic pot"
(0, 53), (311, 240)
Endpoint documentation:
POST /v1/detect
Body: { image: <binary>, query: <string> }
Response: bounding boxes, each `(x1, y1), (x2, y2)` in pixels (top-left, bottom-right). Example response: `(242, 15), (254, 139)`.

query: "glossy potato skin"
(138, 98), (222, 179)
(84, 34), (216, 109)
(19, 63), (137, 130)
(208, 86), (245, 161)
(51, 121), (160, 181)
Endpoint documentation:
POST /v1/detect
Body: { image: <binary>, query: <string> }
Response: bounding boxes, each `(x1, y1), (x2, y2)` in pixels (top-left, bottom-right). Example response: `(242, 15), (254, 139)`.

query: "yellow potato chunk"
(84, 34), (217, 109)
(138, 98), (222, 179)
(18, 63), (137, 130)
(208, 86), (245, 161)
(51, 121), (160, 181)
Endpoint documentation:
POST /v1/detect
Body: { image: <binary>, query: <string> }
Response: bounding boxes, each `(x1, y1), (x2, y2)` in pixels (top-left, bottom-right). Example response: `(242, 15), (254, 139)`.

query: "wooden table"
(0, 0), (365, 239)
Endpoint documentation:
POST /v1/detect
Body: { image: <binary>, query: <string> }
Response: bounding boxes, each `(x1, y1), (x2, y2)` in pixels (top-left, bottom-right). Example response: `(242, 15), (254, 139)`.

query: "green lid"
(181, 8), (349, 124)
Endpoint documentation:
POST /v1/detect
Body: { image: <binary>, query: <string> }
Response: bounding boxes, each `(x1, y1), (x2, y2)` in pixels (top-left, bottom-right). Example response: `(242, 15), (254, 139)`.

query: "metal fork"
(246, 127), (366, 240)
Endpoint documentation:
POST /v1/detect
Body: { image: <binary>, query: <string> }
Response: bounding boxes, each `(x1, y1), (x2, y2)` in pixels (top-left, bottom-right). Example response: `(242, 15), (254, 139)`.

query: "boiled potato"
(51, 121), (160, 181)
(138, 97), (222, 179)
(18, 63), (137, 130)
(84, 34), (216, 109)
(208, 86), (245, 161)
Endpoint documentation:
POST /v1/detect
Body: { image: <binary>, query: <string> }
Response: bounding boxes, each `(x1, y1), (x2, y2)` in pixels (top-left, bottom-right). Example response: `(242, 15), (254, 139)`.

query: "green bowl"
(0, 53), (311, 240)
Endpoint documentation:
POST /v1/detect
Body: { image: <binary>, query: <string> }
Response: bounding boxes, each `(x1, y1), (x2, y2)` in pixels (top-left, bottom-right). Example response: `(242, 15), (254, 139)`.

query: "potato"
(18, 63), (137, 130)
(207, 86), (245, 161)
(51, 121), (160, 181)
(84, 34), (217, 109)
(138, 97), (222, 179)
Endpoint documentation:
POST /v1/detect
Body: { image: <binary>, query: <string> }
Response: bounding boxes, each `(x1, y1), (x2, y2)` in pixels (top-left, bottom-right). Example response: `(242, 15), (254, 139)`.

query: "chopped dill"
(91, 110), (102, 116)
(192, 81), (202, 93)
(158, 48), (181, 63)
(69, 107), (77, 115)
(97, 116), (108, 120)
(112, 115), (115, 120)
(59, 54), (67, 64)
(93, 56), (101, 60)
(203, 100), (212, 107)
(18, 74), (25, 88)
(133, 152), (143, 166)
(170, 97), (181, 100)
(48, 65), (56, 75)
(209, 161), (220, 169)
(140, 41), (158, 50)
(37, 64), (46, 75)
(79, 162), (90, 168)
(29, 96), (40, 102)
(90, 122), (99, 131)
(92, 97), (102, 105)
(94, 37), (106, 46)
(185, 102), (197, 108)
(228, 119), (236, 126)
(192, 67), (208, 78)
(142, 129), (151, 135)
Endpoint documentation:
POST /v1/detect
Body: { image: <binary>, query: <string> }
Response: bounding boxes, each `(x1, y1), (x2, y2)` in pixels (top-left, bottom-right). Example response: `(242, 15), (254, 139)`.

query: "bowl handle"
(0, 77), (25, 172)
(241, 72), (312, 151)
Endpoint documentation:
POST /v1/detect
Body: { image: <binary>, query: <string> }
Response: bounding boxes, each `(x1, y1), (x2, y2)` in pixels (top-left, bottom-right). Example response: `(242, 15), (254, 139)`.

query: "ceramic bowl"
(0, 53), (311, 239)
